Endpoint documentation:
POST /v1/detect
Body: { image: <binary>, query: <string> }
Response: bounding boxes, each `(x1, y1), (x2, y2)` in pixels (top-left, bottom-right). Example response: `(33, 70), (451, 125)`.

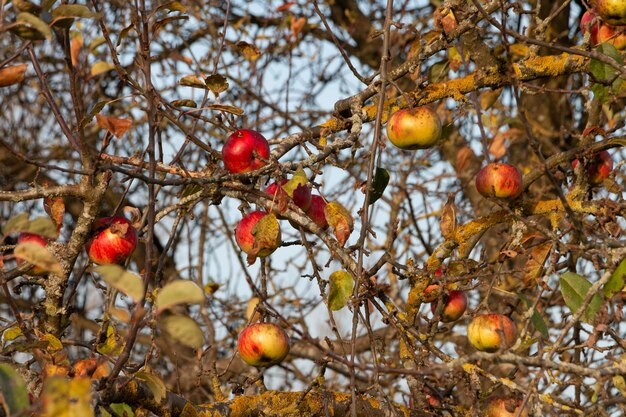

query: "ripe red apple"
(222, 129), (270, 174)
(386, 107), (442, 150)
(572, 150), (613, 185)
(15, 232), (50, 275)
(422, 268), (444, 303)
(484, 397), (528, 417)
(468, 314), (517, 352)
(235, 211), (281, 257)
(595, 0), (626, 25)
(475, 163), (523, 199)
(86, 216), (138, 265)
(580, 10), (626, 48)
(265, 180), (312, 214)
(431, 290), (467, 322)
(237, 322), (290, 367)
(305, 195), (328, 229)
(72, 358), (111, 379)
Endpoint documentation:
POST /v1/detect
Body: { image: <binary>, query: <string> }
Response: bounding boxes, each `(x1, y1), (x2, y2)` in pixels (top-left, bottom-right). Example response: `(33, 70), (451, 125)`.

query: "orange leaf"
(290, 16), (306, 40)
(43, 196), (64, 232)
(96, 114), (132, 138)
(439, 193), (456, 239)
(0, 64), (28, 88)
(324, 202), (353, 246)
(489, 132), (507, 160)
(455, 146), (474, 172)
(276, 2), (295, 12)
(70, 33), (83, 67)
(524, 241), (552, 285)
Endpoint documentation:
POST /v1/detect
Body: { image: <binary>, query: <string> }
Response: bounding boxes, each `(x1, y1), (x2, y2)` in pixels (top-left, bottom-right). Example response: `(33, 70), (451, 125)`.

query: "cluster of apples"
(580, 0), (626, 50)
(15, 215), (137, 275)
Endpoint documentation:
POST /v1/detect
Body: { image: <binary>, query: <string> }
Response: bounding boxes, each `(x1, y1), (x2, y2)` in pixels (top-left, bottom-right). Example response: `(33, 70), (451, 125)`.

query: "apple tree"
(0, 0), (625, 416)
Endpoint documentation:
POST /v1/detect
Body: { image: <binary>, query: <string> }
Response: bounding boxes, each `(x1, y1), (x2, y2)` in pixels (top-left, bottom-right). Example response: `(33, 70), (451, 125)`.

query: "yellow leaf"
(90, 61), (115, 76)
(324, 202), (353, 246)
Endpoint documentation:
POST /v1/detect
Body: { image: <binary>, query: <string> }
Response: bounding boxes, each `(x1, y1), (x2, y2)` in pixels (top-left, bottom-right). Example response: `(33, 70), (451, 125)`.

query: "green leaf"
(367, 167), (390, 205)
(13, 12), (53, 41)
(110, 403), (134, 417)
(605, 257), (626, 297)
(160, 314), (204, 349)
(428, 60), (449, 83)
(590, 43), (623, 83)
(519, 295), (548, 338)
(99, 407), (113, 417)
(2, 213), (29, 235)
(94, 265), (144, 302)
(81, 100), (110, 127)
(135, 369), (166, 403)
(559, 272), (603, 324)
(0, 364), (30, 415)
(591, 83), (610, 103)
(328, 270), (354, 311)
(204, 74), (228, 96)
(155, 280), (205, 312)
(1, 213), (56, 237)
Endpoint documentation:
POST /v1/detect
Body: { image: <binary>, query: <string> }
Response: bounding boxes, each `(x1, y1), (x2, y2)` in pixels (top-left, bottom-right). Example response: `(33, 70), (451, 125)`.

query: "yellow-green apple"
(72, 358), (111, 379)
(484, 397), (529, 417)
(468, 314), (517, 352)
(222, 129), (270, 174)
(572, 150), (613, 185)
(86, 216), (138, 265)
(580, 10), (626, 49)
(235, 211), (281, 257)
(386, 107), (442, 150)
(237, 322), (290, 367)
(595, 0), (626, 25)
(475, 163), (523, 199)
(431, 290), (467, 322)
(15, 232), (50, 275)
(305, 195), (328, 229)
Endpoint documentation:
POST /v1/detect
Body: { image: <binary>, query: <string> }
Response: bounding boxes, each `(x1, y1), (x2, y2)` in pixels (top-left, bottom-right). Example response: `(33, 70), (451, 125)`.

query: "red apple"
(15, 233), (50, 275)
(265, 179), (290, 215)
(572, 150), (613, 185)
(292, 184), (312, 211)
(423, 268), (444, 303)
(484, 397), (529, 417)
(580, 10), (626, 48)
(86, 216), (138, 265)
(235, 211), (281, 257)
(468, 314), (517, 352)
(237, 322), (290, 367)
(222, 129), (270, 174)
(386, 107), (442, 150)
(72, 358), (111, 379)
(305, 195), (328, 229)
(595, 0), (626, 25)
(475, 163), (523, 199)
(431, 290), (467, 322)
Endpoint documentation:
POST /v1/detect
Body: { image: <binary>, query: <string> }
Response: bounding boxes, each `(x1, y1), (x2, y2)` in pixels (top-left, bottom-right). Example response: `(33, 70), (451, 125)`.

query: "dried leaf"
(204, 104), (244, 115)
(51, 5), (101, 19)
(178, 75), (206, 88)
(250, 213), (281, 261)
(96, 114), (132, 138)
(156, 1), (187, 13)
(290, 16), (307, 40)
(44, 195), (65, 233)
(523, 241), (552, 285)
(328, 270), (354, 311)
(480, 88), (502, 110)
(324, 202), (353, 246)
(205, 74), (228, 96)
(455, 146), (474, 172)
(440, 193), (456, 239)
(236, 41), (261, 61)
(0, 64), (28, 88)
(170, 99), (197, 108)
(489, 132), (508, 160)
(276, 2), (295, 12)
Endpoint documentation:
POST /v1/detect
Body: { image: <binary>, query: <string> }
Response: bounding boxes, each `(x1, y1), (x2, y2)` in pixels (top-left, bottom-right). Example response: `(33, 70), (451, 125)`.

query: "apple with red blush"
(235, 211), (281, 257)
(386, 107), (442, 150)
(222, 129), (270, 174)
(86, 216), (138, 265)
(467, 313), (517, 352)
(572, 150), (613, 185)
(15, 232), (50, 275)
(305, 195), (328, 229)
(580, 10), (626, 49)
(475, 163), (523, 200)
(237, 322), (290, 367)
(431, 290), (467, 322)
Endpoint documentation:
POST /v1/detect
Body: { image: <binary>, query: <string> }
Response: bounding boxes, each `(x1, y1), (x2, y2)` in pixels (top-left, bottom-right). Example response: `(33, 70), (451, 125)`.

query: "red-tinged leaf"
(0, 64), (28, 88)
(290, 16), (307, 40)
(324, 202), (353, 246)
(250, 214), (281, 260)
(524, 241), (552, 285)
(439, 193), (456, 239)
(276, 2), (295, 12)
(96, 114), (132, 138)
(236, 41), (261, 61)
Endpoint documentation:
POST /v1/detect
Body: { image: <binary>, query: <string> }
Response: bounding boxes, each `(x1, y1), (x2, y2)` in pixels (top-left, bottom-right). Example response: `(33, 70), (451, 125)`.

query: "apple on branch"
(475, 162), (523, 200)
(237, 322), (290, 367)
(86, 216), (138, 265)
(386, 107), (442, 150)
(430, 290), (467, 322)
(305, 194), (329, 229)
(572, 150), (613, 186)
(580, 10), (626, 49)
(594, 0), (626, 26)
(235, 211), (281, 264)
(467, 313), (517, 352)
(222, 129), (270, 174)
